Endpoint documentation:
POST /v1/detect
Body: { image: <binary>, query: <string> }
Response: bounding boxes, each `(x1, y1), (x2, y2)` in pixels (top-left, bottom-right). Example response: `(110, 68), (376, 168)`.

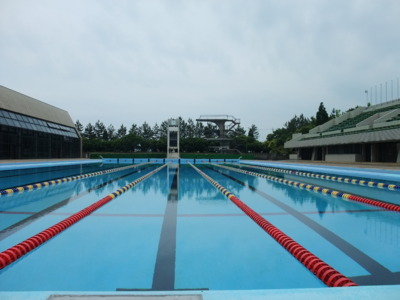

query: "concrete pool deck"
(1, 285), (400, 300)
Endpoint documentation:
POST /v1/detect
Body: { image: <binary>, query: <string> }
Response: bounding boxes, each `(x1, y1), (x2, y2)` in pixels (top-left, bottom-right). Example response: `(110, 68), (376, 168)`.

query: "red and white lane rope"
(190, 163), (357, 287)
(214, 163), (400, 213)
(0, 163), (168, 270)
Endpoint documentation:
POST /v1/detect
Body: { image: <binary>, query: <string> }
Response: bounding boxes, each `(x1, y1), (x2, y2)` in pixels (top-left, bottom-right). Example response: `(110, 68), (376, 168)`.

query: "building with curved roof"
(0, 85), (81, 159)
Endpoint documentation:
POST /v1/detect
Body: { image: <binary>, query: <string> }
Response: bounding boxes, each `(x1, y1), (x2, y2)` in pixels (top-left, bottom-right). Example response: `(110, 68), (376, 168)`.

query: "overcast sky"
(1, 0), (399, 139)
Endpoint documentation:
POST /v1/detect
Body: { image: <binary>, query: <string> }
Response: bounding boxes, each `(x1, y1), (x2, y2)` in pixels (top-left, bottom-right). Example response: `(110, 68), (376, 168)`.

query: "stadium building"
(0, 85), (81, 159)
(285, 99), (400, 163)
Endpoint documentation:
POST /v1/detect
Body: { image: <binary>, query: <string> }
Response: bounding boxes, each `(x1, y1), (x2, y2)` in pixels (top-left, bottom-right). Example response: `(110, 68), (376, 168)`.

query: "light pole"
(386, 81), (388, 102)
(391, 80), (393, 101)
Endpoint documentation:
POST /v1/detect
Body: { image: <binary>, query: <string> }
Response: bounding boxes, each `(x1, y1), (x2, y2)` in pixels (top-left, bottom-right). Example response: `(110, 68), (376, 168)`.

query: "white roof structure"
(0, 85), (76, 128)
(285, 99), (400, 149)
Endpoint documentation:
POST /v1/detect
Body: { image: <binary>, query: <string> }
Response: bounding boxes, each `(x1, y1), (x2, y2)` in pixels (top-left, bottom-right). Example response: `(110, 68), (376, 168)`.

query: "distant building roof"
(0, 85), (75, 128)
(285, 99), (400, 149)
(285, 127), (400, 148)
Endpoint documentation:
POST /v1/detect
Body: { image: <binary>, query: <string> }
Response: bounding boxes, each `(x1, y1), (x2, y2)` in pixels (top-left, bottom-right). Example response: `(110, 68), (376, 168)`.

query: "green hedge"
(89, 153), (166, 159)
(180, 153), (254, 159)
(89, 152), (254, 159)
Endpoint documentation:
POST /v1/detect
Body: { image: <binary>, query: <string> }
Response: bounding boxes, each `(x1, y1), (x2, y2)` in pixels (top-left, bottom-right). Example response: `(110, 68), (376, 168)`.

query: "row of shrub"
(89, 152), (254, 159)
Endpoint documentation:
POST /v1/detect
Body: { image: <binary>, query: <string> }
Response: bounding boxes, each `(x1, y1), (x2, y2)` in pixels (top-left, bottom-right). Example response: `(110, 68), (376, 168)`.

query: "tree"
(316, 102), (329, 125)
(107, 124), (115, 140)
(129, 123), (140, 136)
(179, 117), (188, 138)
(226, 124), (245, 138)
(248, 124), (259, 140)
(75, 120), (83, 133)
(204, 123), (218, 138)
(141, 121), (153, 140)
(159, 121), (168, 139)
(330, 108), (342, 119)
(194, 122), (204, 138)
(187, 118), (196, 138)
(153, 123), (161, 140)
(94, 120), (106, 139)
(83, 123), (96, 139)
(116, 124), (127, 138)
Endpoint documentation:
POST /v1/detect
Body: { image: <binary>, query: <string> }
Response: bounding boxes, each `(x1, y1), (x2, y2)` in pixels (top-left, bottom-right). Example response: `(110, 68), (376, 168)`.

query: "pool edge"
(1, 285), (400, 300)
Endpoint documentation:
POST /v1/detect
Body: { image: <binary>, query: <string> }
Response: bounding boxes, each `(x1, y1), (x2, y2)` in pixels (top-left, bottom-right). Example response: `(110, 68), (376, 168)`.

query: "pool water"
(0, 161), (399, 291)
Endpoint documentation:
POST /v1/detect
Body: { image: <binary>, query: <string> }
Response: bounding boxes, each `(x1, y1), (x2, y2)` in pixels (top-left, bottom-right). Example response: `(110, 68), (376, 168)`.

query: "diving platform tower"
(196, 115), (240, 151)
(167, 118), (180, 158)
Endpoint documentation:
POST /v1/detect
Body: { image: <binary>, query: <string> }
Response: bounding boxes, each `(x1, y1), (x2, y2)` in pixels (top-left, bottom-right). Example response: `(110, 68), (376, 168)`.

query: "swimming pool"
(0, 159), (399, 299)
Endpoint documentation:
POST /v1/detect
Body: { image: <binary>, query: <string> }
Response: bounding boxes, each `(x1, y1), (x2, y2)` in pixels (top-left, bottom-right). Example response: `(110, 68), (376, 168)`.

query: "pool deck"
(0, 158), (399, 300)
(2, 285), (400, 300)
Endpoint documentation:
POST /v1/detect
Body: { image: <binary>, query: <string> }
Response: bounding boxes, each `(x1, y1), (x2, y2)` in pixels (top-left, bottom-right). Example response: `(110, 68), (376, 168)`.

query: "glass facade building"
(0, 108), (81, 159)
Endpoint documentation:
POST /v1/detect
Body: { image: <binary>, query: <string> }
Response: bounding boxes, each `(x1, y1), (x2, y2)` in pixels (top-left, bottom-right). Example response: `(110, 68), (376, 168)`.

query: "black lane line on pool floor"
(206, 166), (398, 285)
(117, 166), (209, 292)
(151, 167), (179, 291)
(0, 166), (153, 241)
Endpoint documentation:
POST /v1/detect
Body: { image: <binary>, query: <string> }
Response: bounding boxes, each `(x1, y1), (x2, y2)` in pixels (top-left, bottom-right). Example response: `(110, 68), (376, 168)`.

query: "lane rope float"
(0, 163), (168, 270)
(214, 163), (400, 213)
(189, 163), (357, 287)
(0, 162), (150, 198)
(237, 163), (400, 192)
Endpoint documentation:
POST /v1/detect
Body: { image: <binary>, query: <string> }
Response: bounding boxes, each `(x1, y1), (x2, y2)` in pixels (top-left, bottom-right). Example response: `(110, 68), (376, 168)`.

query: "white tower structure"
(167, 118), (180, 158)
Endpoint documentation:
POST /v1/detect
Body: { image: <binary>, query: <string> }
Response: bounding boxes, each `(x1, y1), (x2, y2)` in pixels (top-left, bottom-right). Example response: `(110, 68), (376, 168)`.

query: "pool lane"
(206, 164), (400, 285)
(175, 166), (326, 290)
(0, 165), (154, 238)
(193, 164), (357, 287)
(0, 162), (112, 190)
(217, 163), (400, 211)
(0, 164), (168, 290)
(235, 163), (400, 193)
(235, 164), (400, 205)
(240, 161), (400, 182)
(151, 166), (179, 291)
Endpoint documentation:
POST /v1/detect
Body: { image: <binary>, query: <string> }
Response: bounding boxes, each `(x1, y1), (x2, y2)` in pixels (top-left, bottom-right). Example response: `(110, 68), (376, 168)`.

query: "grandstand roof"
(285, 99), (400, 148)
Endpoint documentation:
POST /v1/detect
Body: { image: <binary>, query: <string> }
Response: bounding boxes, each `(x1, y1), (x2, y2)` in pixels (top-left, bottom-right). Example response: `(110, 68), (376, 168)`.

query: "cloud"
(1, 0), (399, 139)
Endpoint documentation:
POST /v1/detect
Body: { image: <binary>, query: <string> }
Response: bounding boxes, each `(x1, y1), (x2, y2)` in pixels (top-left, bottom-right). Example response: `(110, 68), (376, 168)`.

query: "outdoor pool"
(0, 159), (399, 299)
